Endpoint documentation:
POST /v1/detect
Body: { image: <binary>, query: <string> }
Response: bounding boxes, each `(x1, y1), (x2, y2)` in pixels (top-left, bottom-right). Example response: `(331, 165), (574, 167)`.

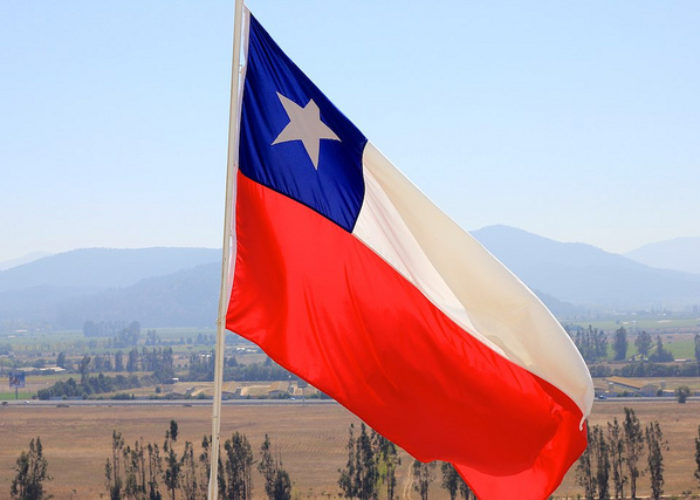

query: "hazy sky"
(2, 1), (699, 263)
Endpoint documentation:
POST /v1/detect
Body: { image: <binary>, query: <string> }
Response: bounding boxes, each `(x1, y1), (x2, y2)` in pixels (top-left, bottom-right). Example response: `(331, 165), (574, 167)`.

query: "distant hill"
(3, 231), (700, 332)
(55, 262), (220, 328)
(0, 247), (219, 293)
(472, 225), (700, 308)
(0, 251), (52, 271)
(0, 247), (220, 331)
(625, 236), (700, 275)
(532, 290), (590, 319)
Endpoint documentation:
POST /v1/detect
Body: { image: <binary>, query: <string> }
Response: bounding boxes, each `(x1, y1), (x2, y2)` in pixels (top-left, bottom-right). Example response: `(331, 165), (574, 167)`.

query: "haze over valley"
(2, 225), (699, 332)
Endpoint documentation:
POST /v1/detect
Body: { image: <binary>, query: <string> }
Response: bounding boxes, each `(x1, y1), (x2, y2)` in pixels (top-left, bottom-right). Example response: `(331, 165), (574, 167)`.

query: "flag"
(226, 10), (593, 499)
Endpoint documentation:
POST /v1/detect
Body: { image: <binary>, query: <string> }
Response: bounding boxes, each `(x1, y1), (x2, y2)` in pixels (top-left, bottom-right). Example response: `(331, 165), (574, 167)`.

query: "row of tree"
(338, 415), (700, 500)
(611, 328), (675, 362)
(186, 352), (296, 383)
(576, 407), (673, 499)
(337, 423), (476, 500)
(58, 348), (176, 377)
(81, 320), (218, 347)
(568, 325), (610, 362)
(41, 352), (302, 400)
(338, 423), (401, 500)
(9, 425), (292, 500)
(83, 320), (143, 348)
(10, 418), (700, 498)
(589, 360), (700, 378)
(105, 421), (292, 500)
(40, 350), (174, 399)
(36, 373), (144, 399)
(567, 326), (687, 363)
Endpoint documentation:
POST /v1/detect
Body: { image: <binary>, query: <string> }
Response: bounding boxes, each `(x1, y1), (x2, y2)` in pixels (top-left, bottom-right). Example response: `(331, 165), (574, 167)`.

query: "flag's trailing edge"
(226, 9), (594, 499)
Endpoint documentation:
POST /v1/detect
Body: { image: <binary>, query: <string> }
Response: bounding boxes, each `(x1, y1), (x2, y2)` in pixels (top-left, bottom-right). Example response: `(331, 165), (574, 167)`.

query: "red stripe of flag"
(228, 171), (586, 498)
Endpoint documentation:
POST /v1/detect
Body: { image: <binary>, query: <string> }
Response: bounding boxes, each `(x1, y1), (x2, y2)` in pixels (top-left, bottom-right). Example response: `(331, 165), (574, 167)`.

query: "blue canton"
(239, 15), (367, 232)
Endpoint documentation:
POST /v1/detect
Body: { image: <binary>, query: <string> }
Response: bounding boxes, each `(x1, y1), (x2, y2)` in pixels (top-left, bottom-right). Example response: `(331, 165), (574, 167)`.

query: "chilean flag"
(226, 10), (593, 499)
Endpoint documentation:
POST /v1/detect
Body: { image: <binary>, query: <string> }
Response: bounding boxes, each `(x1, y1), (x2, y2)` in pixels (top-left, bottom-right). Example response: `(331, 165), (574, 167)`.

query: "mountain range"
(472, 225), (700, 309)
(0, 248), (220, 330)
(625, 236), (700, 275)
(1, 227), (699, 331)
(0, 251), (52, 271)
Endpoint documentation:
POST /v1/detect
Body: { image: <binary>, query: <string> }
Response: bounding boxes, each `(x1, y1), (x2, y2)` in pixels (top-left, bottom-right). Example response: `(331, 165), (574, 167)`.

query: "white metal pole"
(208, 0), (245, 498)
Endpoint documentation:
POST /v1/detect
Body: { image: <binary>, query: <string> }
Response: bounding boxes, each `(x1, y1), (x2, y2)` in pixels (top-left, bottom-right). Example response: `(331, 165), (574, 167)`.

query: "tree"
(355, 424), (378, 500)
(676, 385), (691, 403)
(123, 439), (146, 499)
(613, 327), (628, 361)
(123, 445), (138, 498)
(635, 331), (652, 360)
(623, 407), (644, 499)
(575, 426), (595, 500)
(645, 421), (667, 500)
(105, 430), (124, 500)
(259, 434), (276, 499)
(104, 460), (116, 500)
(607, 418), (627, 499)
(79, 355), (91, 384)
(592, 426), (610, 499)
(694, 425), (700, 485)
(594, 328), (609, 361)
(271, 469), (292, 500)
(440, 462), (472, 499)
(338, 423), (377, 500)
(568, 325), (610, 362)
(115, 351), (124, 372)
(441, 462), (458, 500)
(440, 462), (462, 500)
(649, 335), (673, 362)
(11, 437), (51, 500)
(338, 424), (357, 498)
(412, 460), (435, 500)
(56, 352), (66, 369)
(179, 441), (198, 500)
(217, 456), (226, 499)
(163, 424), (180, 500)
(695, 334), (700, 362)
(458, 478), (472, 500)
(223, 432), (254, 500)
(258, 434), (292, 500)
(198, 435), (212, 499)
(137, 440), (147, 495)
(105, 428), (167, 500)
(146, 442), (163, 500)
(372, 431), (400, 500)
(169, 420), (178, 443)
(127, 348), (139, 372)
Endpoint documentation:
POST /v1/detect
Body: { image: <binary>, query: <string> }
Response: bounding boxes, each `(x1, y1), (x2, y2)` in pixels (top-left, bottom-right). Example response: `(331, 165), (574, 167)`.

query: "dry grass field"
(0, 403), (358, 499)
(0, 400), (699, 499)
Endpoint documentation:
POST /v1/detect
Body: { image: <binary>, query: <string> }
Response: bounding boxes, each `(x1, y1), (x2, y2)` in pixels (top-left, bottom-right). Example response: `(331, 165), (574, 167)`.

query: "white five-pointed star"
(271, 92), (341, 169)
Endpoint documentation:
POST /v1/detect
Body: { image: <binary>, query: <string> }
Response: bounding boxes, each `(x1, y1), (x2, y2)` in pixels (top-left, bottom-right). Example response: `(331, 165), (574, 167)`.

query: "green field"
(0, 372), (77, 400)
(610, 335), (697, 360)
(0, 391), (32, 400)
(665, 337), (698, 359)
(571, 317), (700, 332)
(0, 327), (251, 357)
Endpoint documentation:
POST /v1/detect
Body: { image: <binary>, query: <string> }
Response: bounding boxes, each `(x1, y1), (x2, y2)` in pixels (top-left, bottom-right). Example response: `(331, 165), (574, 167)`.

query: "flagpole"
(208, 0), (245, 498)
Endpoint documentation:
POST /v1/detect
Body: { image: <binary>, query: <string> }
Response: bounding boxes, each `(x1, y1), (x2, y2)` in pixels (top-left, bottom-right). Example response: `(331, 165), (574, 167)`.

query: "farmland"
(2, 322), (700, 498)
(570, 317), (700, 333)
(1, 400), (699, 499)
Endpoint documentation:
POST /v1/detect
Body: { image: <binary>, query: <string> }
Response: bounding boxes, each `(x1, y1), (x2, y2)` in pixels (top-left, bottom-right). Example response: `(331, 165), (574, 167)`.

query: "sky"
(2, 1), (699, 263)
